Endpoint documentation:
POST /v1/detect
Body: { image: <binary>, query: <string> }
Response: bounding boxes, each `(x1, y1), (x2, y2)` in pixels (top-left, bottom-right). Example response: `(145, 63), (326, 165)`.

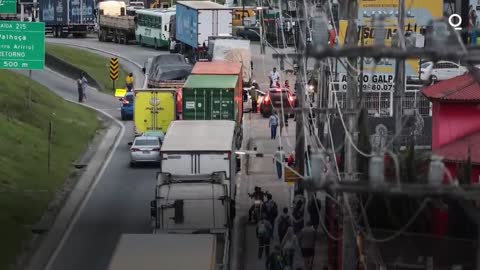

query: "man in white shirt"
(269, 67), (280, 87)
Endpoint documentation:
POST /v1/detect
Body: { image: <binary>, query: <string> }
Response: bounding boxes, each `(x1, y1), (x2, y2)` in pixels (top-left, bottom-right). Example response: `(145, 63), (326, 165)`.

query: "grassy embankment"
(46, 44), (128, 93)
(0, 70), (100, 269)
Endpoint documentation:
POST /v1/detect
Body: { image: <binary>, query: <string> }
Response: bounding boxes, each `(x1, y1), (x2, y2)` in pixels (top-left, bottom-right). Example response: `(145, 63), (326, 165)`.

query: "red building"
(422, 72), (480, 184)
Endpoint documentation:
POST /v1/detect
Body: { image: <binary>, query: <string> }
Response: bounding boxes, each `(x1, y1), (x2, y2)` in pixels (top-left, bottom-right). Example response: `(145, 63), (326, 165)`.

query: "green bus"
(135, 8), (175, 49)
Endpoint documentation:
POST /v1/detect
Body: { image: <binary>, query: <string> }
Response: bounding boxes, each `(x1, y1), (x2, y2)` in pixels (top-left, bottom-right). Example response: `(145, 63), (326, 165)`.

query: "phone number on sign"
(338, 83), (394, 91)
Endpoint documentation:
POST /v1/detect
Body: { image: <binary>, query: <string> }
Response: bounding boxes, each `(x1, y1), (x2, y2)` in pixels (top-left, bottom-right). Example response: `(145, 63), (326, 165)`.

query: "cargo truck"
(160, 120), (239, 198)
(133, 89), (177, 137)
(149, 171), (232, 270)
(40, 0), (95, 37)
(97, 1), (136, 43)
(182, 74), (243, 149)
(211, 39), (253, 87)
(108, 234), (220, 270)
(175, 1), (233, 62)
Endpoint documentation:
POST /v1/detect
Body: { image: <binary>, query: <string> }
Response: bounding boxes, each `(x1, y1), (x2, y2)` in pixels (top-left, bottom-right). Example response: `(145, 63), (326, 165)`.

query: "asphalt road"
(23, 37), (304, 270)
(20, 63), (161, 270)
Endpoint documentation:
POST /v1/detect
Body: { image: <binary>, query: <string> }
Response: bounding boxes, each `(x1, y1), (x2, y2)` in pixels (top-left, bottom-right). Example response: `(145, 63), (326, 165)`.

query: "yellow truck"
(133, 89), (177, 137)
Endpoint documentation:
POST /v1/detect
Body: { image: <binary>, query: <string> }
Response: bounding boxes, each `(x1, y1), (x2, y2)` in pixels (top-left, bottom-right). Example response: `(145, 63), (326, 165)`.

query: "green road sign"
(0, 21), (45, 70)
(0, 0), (17, 14)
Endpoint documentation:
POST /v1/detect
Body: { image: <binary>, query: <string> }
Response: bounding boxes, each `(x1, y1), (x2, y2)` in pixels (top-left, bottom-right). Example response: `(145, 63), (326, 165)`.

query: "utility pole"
(294, 0), (307, 192)
(341, 0), (359, 268)
(393, 0), (406, 151)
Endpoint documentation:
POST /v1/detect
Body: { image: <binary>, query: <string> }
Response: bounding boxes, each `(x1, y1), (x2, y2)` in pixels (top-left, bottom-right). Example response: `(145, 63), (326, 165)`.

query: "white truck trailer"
(150, 172), (232, 270)
(160, 120), (239, 198)
(107, 234), (218, 270)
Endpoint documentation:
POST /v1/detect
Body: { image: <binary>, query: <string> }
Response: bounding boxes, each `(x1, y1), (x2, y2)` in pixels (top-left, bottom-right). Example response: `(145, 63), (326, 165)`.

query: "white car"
(420, 61), (468, 83)
(129, 135), (161, 167)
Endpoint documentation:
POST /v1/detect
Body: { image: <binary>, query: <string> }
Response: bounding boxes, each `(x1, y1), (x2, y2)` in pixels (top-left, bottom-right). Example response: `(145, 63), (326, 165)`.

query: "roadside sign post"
(0, 21), (45, 109)
(110, 57), (119, 91)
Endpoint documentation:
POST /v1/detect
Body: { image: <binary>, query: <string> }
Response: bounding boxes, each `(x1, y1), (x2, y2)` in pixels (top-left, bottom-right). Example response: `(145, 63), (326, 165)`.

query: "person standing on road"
(262, 193), (278, 232)
(80, 72), (88, 102)
(251, 82), (259, 113)
(292, 192), (306, 234)
(269, 67), (281, 87)
(266, 245), (285, 270)
(257, 215), (273, 259)
(125, 73), (134, 92)
(77, 77), (84, 103)
(277, 207), (292, 242)
(280, 226), (297, 269)
(273, 147), (286, 180)
(298, 221), (316, 270)
(269, 111), (279, 139)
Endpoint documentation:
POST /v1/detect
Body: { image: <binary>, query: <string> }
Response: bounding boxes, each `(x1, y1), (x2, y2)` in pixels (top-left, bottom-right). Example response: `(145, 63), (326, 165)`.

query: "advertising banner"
(336, 0), (444, 78)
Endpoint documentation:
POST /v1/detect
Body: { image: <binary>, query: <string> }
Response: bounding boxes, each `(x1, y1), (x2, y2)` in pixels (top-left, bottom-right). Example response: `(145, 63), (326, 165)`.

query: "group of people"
(251, 187), (322, 270)
(76, 72), (134, 103)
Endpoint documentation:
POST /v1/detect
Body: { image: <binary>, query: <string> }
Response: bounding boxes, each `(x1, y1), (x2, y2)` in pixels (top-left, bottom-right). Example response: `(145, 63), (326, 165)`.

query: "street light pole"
(393, 0), (406, 151)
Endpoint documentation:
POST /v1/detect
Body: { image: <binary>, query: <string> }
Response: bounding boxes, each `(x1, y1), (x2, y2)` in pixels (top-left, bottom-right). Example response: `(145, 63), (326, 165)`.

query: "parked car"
(128, 135), (162, 167)
(236, 27), (260, 41)
(120, 92), (134, 121)
(420, 61), (467, 83)
(259, 88), (295, 118)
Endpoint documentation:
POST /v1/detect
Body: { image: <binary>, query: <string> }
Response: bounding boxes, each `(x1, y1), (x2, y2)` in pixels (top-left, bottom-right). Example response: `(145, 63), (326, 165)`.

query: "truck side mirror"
(173, 200), (184, 224)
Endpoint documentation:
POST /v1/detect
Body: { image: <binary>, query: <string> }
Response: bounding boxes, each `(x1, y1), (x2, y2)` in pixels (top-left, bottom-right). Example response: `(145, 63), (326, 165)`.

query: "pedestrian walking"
(298, 221), (317, 270)
(277, 207), (292, 241)
(77, 77), (84, 103)
(269, 111), (279, 139)
(273, 147), (286, 180)
(266, 245), (285, 270)
(292, 192), (306, 234)
(79, 72), (88, 102)
(251, 82), (258, 113)
(280, 226), (297, 269)
(125, 73), (134, 92)
(262, 193), (278, 231)
(257, 215), (273, 259)
(307, 196), (321, 231)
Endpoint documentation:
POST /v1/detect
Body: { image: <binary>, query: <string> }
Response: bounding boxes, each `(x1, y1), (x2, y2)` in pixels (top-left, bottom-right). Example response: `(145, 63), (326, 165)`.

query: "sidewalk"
(239, 112), (328, 269)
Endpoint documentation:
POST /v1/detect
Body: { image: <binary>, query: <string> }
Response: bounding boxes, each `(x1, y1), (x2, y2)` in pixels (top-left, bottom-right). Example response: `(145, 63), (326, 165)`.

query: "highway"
(25, 37), (303, 270)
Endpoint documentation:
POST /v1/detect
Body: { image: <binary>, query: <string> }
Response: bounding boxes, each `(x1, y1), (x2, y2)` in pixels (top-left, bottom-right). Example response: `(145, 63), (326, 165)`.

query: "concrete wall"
(45, 53), (102, 90)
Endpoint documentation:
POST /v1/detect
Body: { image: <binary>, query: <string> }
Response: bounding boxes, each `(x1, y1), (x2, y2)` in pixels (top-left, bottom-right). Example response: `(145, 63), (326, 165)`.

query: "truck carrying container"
(160, 120), (239, 198)
(149, 172), (231, 270)
(108, 234), (218, 270)
(40, 0), (95, 37)
(175, 1), (233, 60)
(97, 1), (135, 43)
(133, 89), (177, 137)
(182, 74), (243, 148)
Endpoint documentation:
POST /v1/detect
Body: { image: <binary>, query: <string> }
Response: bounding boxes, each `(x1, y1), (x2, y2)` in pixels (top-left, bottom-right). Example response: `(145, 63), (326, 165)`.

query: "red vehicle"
(259, 88), (295, 118)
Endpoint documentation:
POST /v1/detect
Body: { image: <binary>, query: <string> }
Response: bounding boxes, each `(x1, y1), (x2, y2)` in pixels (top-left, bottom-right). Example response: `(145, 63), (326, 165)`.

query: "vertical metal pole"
(394, 0), (406, 151)
(28, 70), (32, 109)
(21, 4), (25, 21)
(342, 0), (359, 268)
(294, 0), (306, 193)
(259, 5), (265, 55)
(48, 121), (53, 174)
(242, 0), (245, 26)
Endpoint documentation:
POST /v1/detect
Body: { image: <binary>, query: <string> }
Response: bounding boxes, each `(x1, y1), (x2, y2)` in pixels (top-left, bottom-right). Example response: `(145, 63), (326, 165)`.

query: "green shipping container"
(182, 75), (240, 123)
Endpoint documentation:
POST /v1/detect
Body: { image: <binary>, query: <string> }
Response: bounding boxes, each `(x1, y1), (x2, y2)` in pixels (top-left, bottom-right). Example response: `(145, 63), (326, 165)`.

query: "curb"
(23, 122), (122, 270)
(17, 72), (126, 270)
